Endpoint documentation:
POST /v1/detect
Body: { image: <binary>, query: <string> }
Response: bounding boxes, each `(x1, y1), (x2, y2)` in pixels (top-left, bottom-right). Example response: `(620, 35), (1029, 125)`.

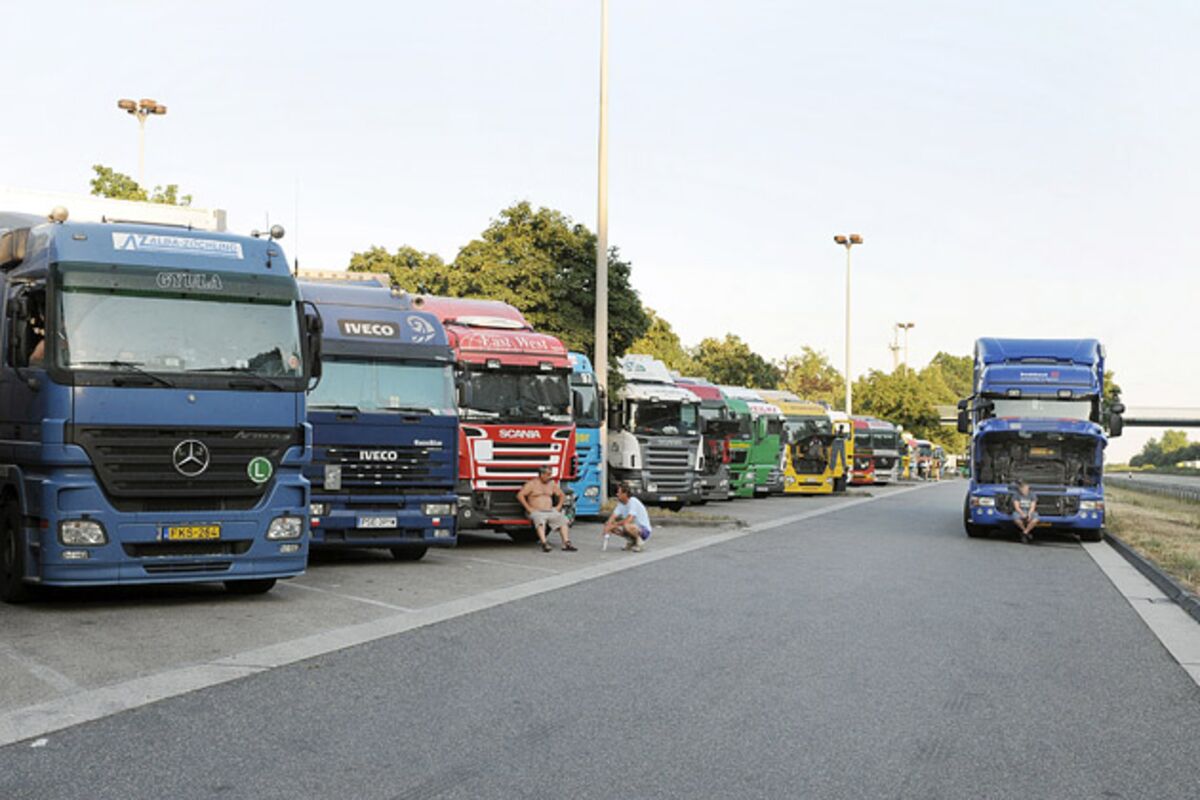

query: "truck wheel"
(0, 502), (31, 604)
(390, 545), (429, 561)
(1079, 528), (1103, 543)
(666, 502), (684, 512)
(224, 578), (277, 595)
(507, 527), (539, 543)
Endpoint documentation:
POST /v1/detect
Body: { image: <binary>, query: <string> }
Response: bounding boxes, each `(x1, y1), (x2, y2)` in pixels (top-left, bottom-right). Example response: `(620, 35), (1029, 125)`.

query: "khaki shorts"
(530, 510), (569, 529)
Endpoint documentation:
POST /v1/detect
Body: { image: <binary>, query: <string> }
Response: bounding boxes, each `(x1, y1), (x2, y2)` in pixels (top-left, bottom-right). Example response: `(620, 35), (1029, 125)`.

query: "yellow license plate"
(165, 525), (221, 541)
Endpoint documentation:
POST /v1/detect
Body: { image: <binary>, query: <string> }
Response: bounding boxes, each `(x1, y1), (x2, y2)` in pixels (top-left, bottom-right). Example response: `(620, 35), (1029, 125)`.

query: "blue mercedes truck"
(0, 211), (320, 602)
(567, 352), (603, 518)
(958, 338), (1112, 542)
(301, 275), (458, 560)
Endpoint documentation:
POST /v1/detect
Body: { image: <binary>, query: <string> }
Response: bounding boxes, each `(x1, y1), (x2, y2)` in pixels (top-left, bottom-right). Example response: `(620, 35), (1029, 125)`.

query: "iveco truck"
(959, 338), (1111, 542)
(301, 274), (458, 561)
(0, 209), (319, 602)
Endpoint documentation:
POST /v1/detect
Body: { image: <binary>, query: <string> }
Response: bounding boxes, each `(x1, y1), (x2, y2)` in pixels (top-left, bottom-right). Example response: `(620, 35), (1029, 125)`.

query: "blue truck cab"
(959, 338), (1109, 542)
(567, 352), (603, 518)
(0, 212), (319, 602)
(301, 275), (458, 560)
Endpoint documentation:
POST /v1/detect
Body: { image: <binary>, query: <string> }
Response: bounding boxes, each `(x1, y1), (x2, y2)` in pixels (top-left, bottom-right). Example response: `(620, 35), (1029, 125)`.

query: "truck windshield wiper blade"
(309, 403), (362, 412)
(73, 360), (174, 388)
(379, 406), (438, 414)
(186, 367), (286, 391)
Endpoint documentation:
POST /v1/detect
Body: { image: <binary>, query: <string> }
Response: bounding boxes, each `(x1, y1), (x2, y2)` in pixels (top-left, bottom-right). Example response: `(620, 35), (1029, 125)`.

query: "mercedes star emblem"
(172, 439), (211, 477)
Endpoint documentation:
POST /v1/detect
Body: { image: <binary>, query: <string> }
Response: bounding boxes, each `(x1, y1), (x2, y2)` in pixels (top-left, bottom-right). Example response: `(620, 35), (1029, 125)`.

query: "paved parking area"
(0, 485), (918, 728)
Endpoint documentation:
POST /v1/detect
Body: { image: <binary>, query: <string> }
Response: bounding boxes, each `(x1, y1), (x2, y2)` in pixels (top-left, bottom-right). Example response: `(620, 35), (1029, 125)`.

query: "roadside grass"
(1107, 487), (1200, 594)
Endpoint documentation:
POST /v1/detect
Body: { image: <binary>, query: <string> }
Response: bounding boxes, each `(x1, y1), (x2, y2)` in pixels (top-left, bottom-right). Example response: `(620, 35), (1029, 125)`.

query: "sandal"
(562, 542), (578, 552)
(541, 542), (552, 552)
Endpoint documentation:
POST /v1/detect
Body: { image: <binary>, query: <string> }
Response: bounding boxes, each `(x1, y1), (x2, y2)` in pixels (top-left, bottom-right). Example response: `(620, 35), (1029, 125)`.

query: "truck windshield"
(571, 382), (601, 426)
(872, 432), (898, 450)
(57, 283), (303, 383)
(633, 402), (699, 436)
(855, 433), (871, 451)
(785, 417), (832, 442)
(462, 367), (571, 423)
(308, 358), (454, 413)
(989, 398), (1094, 421)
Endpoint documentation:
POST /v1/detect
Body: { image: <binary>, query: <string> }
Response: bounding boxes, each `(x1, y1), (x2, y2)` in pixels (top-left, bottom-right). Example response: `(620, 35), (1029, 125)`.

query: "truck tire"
(963, 497), (987, 539)
(1079, 528), (1103, 543)
(0, 502), (31, 604)
(390, 545), (429, 561)
(666, 502), (684, 512)
(224, 578), (277, 595)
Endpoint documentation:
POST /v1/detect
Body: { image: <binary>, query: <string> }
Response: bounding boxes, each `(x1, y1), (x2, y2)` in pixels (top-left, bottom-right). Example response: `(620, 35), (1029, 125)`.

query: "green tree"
(627, 309), (695, 374)
(1160, 430), (1189, 455)
(89, 164), (192, 206)
(349, 202), (649, 377)
(691, 334), (781, 388)
(927, 352), (973, 399)
(854, 369), (944, 441)
(777, 347), (844, 407)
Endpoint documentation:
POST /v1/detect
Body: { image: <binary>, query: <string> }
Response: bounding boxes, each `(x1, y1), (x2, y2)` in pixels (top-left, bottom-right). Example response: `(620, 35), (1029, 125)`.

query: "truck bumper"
(784, 474), (835, 494)
(309, 495), (457, 549)
(32, 471), (309, 587)
(610, 468), (704, 507)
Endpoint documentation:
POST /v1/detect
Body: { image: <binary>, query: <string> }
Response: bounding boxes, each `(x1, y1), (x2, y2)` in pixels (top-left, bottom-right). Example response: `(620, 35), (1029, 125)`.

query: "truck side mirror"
(572, 392), (584, 419)
(458, 377), (473, 408)
(599, 387), (607, 425)
(1109, 412), (1124, 438)
(304, 308), (323, 383)
(957, 409), (970, 434)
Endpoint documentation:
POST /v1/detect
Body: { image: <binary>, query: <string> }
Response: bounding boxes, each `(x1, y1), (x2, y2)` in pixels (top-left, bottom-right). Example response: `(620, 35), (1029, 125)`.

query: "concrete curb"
(1104, 529), (1200, 626)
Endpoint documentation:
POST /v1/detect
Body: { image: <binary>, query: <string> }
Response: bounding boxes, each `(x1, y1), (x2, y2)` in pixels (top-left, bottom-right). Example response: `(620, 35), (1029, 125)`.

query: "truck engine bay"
(976, 432), (1100, 487)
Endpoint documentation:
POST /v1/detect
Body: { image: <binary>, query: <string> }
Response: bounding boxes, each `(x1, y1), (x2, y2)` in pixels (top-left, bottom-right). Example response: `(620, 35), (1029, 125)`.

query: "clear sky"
(3, 1), (1197, 459)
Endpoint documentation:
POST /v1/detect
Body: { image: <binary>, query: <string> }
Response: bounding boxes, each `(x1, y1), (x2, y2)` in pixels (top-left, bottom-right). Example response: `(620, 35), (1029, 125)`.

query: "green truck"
(720, 386), (785, 497)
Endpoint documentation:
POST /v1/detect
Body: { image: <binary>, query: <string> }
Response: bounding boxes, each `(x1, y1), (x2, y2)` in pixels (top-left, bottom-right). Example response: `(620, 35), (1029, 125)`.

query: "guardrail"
(1105, 475), (1200, 504)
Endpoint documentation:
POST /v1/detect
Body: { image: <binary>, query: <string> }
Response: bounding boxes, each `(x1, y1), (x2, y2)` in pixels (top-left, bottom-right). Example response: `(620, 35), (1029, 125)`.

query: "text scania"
(499, 429), (541, 440)
(338, 320), (399, 338)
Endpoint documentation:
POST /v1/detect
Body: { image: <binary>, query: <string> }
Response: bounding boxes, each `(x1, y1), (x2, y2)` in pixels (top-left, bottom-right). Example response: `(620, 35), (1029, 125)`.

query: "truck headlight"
(646, 482), (658, 493)
(309, 502), (330, 517)
(59, 519), (107, 546)
(1079, 500), (1104, 511)
(970, 496), (996, 508)
(266, 516), (303, 540)
(422, 503), (454, 516)
(584, 486), (600, 498)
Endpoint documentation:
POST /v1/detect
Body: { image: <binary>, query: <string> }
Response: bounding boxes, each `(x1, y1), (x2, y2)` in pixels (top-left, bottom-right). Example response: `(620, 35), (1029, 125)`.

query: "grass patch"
(1107, 487), (1200, 594)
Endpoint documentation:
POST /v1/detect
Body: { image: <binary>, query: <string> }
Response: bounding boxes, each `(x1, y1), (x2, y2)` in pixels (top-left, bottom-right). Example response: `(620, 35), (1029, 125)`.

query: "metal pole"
(594, 0), (610, 501)
(903, 325), (911, 370)
(844, 246), (852, 415)
(137, 113), (147, 190)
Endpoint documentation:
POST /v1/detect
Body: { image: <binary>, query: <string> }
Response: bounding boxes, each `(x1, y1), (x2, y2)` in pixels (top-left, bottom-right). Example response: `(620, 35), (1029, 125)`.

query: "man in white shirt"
(604, 483), (653, 552)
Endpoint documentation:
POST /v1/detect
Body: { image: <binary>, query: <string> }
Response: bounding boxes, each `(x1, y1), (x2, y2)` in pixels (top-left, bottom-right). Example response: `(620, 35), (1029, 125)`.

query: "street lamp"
(897, 322), (915, 369)
(834, 234), (863, 415)
(116, 97), (167, 190)
(594, 0), (610, 501)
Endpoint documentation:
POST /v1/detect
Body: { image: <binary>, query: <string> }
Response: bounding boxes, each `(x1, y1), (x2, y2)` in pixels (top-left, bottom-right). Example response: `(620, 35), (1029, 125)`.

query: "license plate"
(660, 496), (677, 502)
(358, 516), (397, 529)
(165, 525), (221, 541)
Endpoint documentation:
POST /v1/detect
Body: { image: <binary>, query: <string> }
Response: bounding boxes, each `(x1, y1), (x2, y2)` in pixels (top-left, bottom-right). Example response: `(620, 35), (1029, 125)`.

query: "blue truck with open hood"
(0, 209), (321, 602)
(958, 338), (1113, 542)
(300, 274), (458, 560)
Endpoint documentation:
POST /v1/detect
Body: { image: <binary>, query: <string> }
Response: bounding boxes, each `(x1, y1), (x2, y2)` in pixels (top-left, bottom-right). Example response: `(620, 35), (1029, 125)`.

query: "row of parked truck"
(0, 205), (943, 603)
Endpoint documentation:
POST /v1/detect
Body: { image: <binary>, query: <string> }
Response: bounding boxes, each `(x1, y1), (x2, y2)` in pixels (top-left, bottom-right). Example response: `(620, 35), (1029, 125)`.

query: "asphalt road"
(4, 481), (1200, 799)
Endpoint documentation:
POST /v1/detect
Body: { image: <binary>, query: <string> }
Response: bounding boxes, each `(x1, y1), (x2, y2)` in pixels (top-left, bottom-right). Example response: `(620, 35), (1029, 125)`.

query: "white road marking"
(278, 581), (417, 612)
(1083, 541), (1200, 687)
(0, 642), (82, 694)
(0, 484), (935, 747)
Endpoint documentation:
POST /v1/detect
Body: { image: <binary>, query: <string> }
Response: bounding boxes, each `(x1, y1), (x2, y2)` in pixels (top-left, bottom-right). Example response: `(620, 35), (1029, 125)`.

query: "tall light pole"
(594, 0), (610, 499)
(117, 97), (167, 189)
(897, 321), (915, 369)
(834, 234), (863, 415)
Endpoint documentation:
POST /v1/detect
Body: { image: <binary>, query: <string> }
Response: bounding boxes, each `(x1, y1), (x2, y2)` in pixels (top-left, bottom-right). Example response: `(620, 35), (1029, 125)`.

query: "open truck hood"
(975, 419), (1105, 488)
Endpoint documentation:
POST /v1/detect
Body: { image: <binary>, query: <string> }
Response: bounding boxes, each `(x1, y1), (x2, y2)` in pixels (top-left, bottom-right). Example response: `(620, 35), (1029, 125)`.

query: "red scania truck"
(417, 297), (576, 541)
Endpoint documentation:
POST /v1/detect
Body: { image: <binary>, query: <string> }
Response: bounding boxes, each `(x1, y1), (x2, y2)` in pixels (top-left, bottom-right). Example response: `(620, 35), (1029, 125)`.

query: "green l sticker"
(247, 456), (273, 484)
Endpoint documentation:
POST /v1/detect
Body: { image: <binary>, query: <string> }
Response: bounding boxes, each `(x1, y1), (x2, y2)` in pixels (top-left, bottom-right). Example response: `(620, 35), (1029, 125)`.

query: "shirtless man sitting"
(516, 466), (577, 553)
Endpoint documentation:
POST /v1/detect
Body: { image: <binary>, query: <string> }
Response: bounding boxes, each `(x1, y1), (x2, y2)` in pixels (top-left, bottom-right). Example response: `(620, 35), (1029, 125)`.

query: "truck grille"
(641, 442), (695, 494)
(313, 444), (451, 495)
(473, 438), (569, 490)
(874, 457), (896, 469)
(997, 493), (1079, 516)
(71, 426), (300, 512)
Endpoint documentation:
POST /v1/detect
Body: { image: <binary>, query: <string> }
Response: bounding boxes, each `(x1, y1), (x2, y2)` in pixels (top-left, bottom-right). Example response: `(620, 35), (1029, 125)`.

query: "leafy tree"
(691, 334), (781, 388)
(1103, 370), (1123, 419)
(628, 309), (695, 374)
(928, 352), (973, 399)
(1160, 430), (1189, 454)
(89, 164), (192, 206)
(854, 369), (944, 440)
(777, 347), (844, 407)
(349, 202), (649, 380)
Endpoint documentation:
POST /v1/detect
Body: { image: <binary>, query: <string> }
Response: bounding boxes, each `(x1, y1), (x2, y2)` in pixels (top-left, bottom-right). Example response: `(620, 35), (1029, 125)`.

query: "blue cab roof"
(8, 220), (291, 277)
(299, 279), (450, 355)
(568, 351), (595, 375)
(976, 338), (1102, 366)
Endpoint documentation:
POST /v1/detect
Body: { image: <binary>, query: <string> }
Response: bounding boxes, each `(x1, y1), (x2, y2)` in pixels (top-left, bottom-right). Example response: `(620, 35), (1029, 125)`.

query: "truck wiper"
(73, 360), (174, 388)
(185, 367), (287, 391)
(379, 405), (438, 415)
(309, 403), (362, 413)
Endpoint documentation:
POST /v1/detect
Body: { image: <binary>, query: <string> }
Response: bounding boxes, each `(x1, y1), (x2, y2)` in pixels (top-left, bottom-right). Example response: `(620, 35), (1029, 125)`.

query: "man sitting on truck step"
(517, 466), (577, 553)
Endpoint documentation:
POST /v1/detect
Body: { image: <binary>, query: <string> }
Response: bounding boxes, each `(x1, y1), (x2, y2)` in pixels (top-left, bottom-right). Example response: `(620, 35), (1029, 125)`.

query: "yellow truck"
(759, 391), (848, 495)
